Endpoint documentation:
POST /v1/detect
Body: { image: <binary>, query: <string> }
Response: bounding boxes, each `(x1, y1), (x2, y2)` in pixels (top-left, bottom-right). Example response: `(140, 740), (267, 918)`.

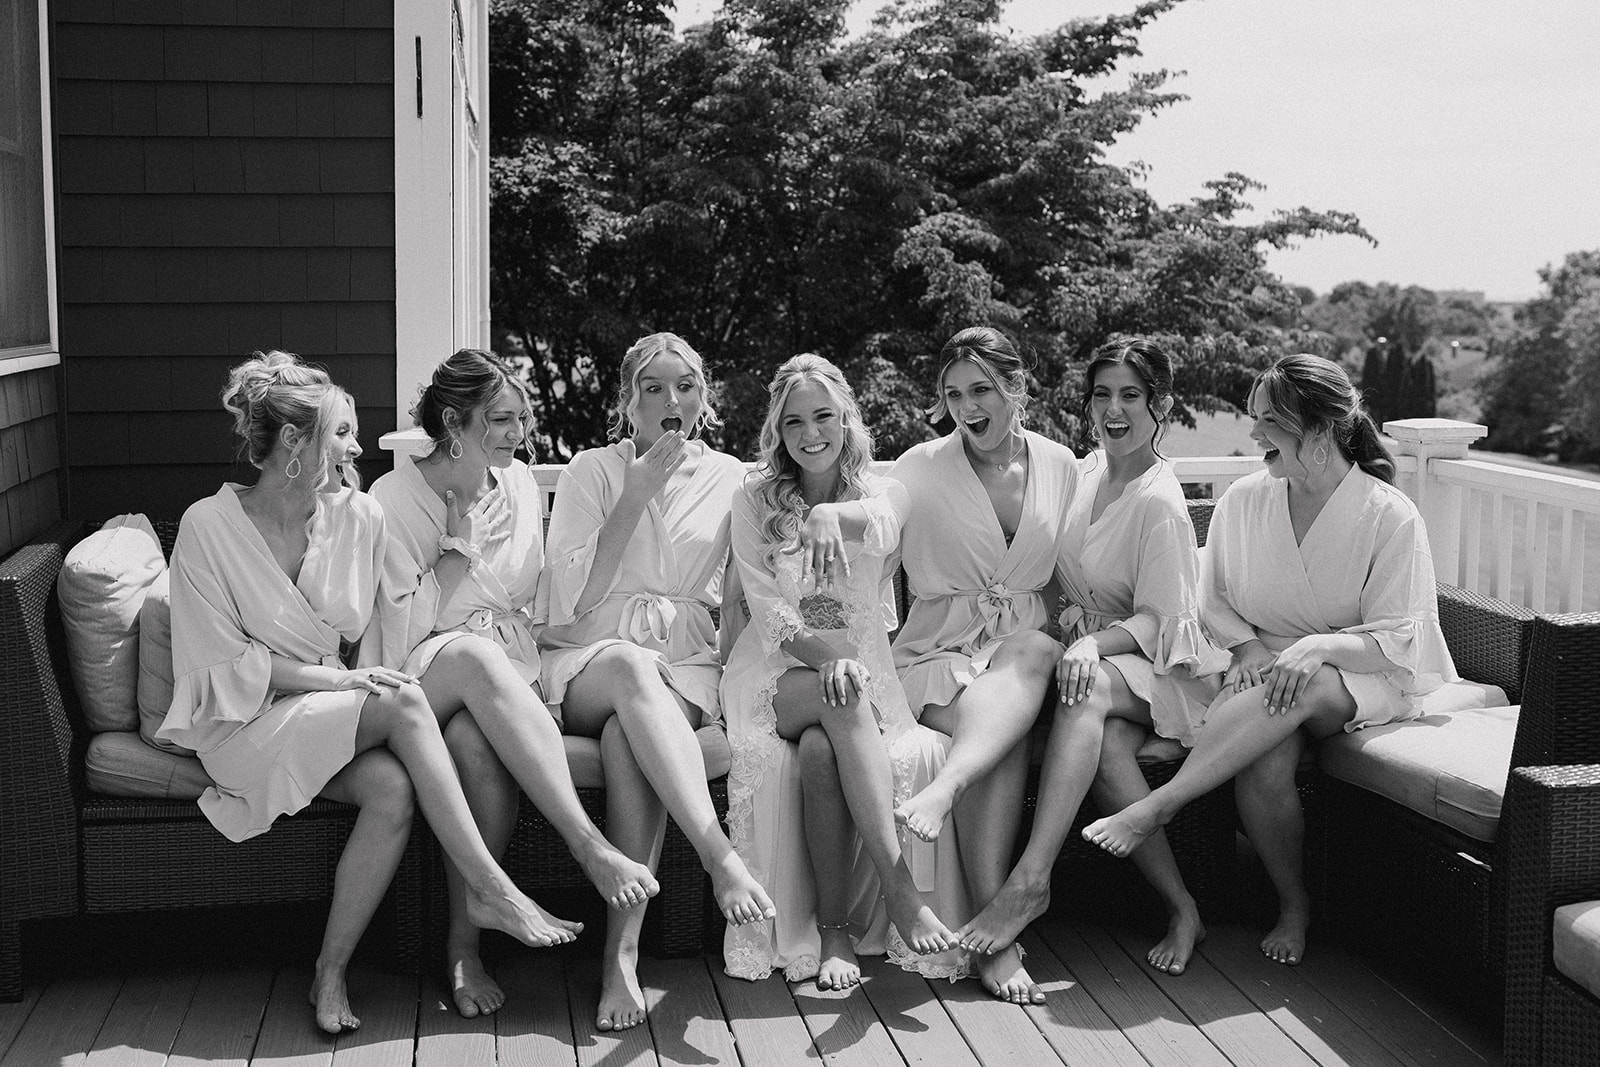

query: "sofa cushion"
(57, 515), (165, 733)
(135, 570), (185, 753)
(85, 730), (213, 800)
(1318, 704), (1518, 842)
(562, 725), (731, 789)
(1554, 901), (1600, 1003)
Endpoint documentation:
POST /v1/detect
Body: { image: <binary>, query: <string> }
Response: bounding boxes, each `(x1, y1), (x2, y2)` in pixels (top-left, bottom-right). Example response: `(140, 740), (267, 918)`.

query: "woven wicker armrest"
(1502, 764), (1600, 1064)
(1509, 612), (1600, 771)
(1436, 582), (1533, 704)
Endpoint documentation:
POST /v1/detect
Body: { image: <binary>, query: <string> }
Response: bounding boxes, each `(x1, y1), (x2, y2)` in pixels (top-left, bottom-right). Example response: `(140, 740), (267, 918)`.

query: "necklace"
(973, 432), (1026, 473)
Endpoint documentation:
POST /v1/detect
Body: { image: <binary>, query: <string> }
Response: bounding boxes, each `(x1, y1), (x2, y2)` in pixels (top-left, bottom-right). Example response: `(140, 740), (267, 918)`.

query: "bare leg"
(897, 630), (1059, 842)
(440, 712), (516, 1017)
(774, 668), (953, 954)
(596, 717), (666, 1031)
(958, 662), (1136, 952)
(563, 644), (773, 925)
(797, 727), (864, 990)
(420, 637), (656, 909)
(1082, 668), (1353, 857)
(1091, 718), (1204, 975)
(351, 683), (581, 948)
(309, 750), (416, 1034)
(1235, 731), (1311, 965)
(952, 741), (1043, 1003)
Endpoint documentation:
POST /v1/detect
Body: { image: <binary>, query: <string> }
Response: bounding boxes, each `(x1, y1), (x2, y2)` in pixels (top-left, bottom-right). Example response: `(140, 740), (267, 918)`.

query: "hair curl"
(607, 332), (722, 442)
(927, 326), (1030, 426)
(753, 354), (875, 569)
(1080, 336), (1175, 457)
(1252, 353), (1395, 484)
(411, 348), (533, 458)
(220, 350), (358, 490)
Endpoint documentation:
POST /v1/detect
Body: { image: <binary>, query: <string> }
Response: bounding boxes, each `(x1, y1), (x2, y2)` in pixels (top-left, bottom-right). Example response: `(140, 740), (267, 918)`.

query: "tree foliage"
(1479, 251), (1600, 459)
(488, 0), (1371, 460)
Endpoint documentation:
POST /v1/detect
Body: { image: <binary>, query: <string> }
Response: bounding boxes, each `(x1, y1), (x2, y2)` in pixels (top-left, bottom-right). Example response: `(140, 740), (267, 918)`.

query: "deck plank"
(924, 959), (1067, 1067)
(165, 964), (274, 1067)
(0, 974), (121, 1067)
(496, 952), (580, 1067)
(792, 975), (905, 1066)
(856, 956), (981, 1067)
(248, 965), (336, 1067)
(1041, 919), (1230, 1067)
(1198, 925), (1407, 1067)
(641, 956), (739, 1067)
(83, 966), (199, 1067)
(567, 952), (659, 1067)
(1283, 939), (1497, 1067)
(709, 963), (817, 1067)
(330, 965), (418, 1067)
(1100, 923), (1316, 1067)
(1014, 929), (1148, 1067)
(415, 974), (494, 1067)
(0, 987), (40, 1062)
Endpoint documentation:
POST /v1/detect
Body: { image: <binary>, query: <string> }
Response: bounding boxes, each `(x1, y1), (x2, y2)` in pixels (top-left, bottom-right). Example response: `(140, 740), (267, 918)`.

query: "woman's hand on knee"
(1057, 636), (1099, 706)
(1262, 637), (1328, 714)
(336, 666), (418, 695)
(817, 658), (870, 708)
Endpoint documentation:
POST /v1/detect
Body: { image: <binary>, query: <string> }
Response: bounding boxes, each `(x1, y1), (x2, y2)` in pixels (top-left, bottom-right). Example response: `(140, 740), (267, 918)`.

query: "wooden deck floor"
(0, 909), (1498, 1067)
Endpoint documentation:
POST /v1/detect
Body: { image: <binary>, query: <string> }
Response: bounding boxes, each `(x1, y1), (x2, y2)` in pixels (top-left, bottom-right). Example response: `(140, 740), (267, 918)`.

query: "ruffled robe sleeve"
(731, 483), (804, 655)
(1339, 508), (1446, 691)
(1118, 499), (1223, 678)
(1199, 487), (1259, 652)
(536, 456), (613, 629)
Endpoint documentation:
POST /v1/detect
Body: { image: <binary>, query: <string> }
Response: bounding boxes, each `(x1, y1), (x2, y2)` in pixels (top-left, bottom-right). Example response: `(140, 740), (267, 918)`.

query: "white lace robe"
(720, 474), (972, 982)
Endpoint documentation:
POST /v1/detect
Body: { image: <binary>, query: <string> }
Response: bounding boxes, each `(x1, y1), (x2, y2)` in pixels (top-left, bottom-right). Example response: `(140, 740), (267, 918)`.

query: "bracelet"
(437, 534), (483, 570)
(816, 921), (851, 931)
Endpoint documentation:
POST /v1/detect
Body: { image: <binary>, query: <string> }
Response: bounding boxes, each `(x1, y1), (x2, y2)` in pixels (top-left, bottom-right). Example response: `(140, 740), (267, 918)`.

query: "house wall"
(50, 0), (397, 521)
(0, 369), (62, 555)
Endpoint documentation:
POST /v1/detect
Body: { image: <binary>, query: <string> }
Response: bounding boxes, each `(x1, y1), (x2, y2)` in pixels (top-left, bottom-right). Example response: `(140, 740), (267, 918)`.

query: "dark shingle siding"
(53, 2), (396, 520)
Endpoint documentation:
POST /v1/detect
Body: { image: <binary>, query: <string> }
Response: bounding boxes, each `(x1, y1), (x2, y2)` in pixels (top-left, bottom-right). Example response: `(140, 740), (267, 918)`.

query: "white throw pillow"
(57, 515), (165, 733)
(136, 569), (184, 752)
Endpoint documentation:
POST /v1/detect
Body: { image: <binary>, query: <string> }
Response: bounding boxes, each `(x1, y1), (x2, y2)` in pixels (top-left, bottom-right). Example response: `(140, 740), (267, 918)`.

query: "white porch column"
(1384, 417), (1487, 584)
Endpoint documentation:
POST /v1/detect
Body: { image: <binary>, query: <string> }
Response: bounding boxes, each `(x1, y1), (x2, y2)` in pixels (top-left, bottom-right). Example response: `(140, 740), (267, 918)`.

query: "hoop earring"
(448, 437), (463, 461)
(1312, 443), (1329, 467)
(284, 454), (301, 479)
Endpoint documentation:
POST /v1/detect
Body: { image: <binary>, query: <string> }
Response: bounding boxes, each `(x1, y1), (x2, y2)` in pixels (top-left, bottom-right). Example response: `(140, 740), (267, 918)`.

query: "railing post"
(1384, 418), (1487, 584)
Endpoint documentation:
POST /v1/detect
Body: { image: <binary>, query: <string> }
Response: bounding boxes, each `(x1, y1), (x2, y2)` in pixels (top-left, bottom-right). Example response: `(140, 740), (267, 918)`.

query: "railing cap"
(1382, 418), (1487, 445)
(381, 427), (433, 456)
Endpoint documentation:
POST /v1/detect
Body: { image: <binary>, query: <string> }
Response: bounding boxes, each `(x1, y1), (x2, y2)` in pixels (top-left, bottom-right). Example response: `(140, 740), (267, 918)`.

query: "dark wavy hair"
(1252, 353), (1395, 484)
(411, 348), (532, 457)
(1080, 336), (1175, 456)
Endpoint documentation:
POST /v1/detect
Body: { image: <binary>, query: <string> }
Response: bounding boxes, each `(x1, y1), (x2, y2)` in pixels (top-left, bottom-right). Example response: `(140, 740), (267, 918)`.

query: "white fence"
(384, 417), (1600, 615)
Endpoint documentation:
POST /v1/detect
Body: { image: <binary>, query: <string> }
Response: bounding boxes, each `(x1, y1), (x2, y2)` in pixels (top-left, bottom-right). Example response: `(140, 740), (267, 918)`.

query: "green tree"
(489, 0), (1370, 460)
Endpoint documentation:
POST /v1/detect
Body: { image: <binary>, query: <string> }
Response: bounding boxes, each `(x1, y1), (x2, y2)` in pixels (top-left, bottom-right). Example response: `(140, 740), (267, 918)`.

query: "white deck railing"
(383, 417), (1600, 615)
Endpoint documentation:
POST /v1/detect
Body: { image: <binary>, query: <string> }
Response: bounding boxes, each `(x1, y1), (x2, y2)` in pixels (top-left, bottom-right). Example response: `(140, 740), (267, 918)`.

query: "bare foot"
(309, 962), (360, 1035)
(977, 944), (1045, 1005)
(894, 781), (957, 842)
(885, 879), (954, 955)
(597, 945), (647, 1031)
(1147, 903), (1206, 975)
(1261, 897), (1309, 965)
(1081, 800), (1159, 858)
(578, 841), (660, 910)
(709, 851), (776, 926)
(448, 949), (504, 1018)
(465, 881), (584, 947)
(816, 927), (861, 990)
(957, 872), (1051, 955)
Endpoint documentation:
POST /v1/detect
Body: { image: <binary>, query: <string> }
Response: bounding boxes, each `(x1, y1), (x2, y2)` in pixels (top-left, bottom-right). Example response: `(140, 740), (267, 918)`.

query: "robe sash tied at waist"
(610, 592), (701, 646)
(1058, 603), (1118, 645)
(924, 582), (1026, 643)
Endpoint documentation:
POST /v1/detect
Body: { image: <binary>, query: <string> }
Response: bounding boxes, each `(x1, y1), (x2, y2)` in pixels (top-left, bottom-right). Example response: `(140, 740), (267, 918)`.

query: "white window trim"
(0, 0), (61, 378)
(393, 0), (489, 414)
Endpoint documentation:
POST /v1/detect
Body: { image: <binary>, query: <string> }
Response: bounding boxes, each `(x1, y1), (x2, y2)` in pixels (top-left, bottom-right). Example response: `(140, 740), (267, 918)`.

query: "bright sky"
(673, 0), (1600, 303)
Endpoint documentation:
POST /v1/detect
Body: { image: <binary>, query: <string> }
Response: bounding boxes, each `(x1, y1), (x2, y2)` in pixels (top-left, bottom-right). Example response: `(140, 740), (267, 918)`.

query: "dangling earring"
(1312, 442), (1329, 468)
(448, 437), (463, 461)
(284, 454), (302, 479)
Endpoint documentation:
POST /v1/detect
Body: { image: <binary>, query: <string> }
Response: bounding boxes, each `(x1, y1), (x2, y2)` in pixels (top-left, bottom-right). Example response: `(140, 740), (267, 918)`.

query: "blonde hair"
(221, 350), (359, 490)
(753, 354), (874, 568)
(607, 332), (722, 441)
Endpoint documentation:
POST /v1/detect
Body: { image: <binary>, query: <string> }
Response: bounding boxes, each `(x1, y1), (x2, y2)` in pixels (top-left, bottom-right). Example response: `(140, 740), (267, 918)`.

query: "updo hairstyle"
(926, 326), (1030, 426)
(1080, 336), (1176, 454)
(221, 350), (358, 490)
(607, 332), (722, 441)
(1252, 353), (1396, 484)
(411, 348), (532, 457)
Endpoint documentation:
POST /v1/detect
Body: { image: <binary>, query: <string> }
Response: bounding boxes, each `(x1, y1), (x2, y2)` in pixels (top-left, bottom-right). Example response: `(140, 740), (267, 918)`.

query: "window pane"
(0, 0), (51, 351)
